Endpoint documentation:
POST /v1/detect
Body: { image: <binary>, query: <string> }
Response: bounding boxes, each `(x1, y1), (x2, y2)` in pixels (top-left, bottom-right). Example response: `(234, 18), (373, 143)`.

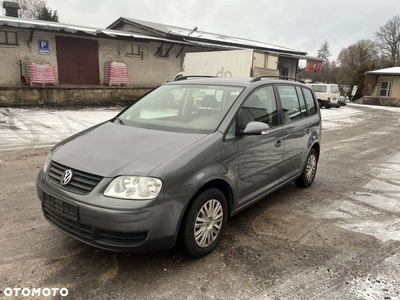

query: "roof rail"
(174, 75), (217, 81)
(250, 76), (305, 83)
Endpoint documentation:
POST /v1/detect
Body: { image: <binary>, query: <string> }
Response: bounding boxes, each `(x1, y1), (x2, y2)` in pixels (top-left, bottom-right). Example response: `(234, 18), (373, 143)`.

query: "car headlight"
(43, 152), (52, 173)
(104, 176), (162, 200)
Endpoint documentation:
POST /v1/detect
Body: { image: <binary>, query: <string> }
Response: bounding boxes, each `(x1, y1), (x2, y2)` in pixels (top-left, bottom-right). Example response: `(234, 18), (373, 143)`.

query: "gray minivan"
(36, 76), (321, 257)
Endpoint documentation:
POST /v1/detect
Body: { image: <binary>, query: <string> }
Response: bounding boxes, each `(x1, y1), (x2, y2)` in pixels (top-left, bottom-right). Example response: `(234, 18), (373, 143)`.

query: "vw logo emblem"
(61, 170), (73, 185)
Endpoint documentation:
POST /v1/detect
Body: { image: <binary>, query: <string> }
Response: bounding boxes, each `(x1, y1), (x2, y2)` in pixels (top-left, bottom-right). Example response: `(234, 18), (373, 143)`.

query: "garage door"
(56, 36), (100, 85)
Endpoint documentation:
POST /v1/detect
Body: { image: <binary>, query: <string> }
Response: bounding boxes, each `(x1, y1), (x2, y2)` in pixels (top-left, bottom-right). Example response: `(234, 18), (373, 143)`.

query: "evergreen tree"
(35, 5), (58, 22)
(350, 62), (376, 99)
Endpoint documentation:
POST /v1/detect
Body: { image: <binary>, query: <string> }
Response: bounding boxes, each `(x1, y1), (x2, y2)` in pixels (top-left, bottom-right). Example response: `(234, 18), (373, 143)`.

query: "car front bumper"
(36, 169), (189, 253)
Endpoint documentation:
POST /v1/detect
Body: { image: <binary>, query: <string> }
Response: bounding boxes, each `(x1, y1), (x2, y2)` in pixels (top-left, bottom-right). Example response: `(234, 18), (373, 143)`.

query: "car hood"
(51, 121), (207, 177)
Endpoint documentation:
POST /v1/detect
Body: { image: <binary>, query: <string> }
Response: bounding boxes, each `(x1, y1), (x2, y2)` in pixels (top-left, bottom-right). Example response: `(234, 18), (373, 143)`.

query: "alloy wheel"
(306, 154), (317, 182)
(194, 199), (223, 248)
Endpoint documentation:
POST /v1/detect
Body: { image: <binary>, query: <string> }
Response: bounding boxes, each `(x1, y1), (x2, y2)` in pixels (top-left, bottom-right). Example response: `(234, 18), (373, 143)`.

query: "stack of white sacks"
(104, 61), (128, 86)
(26, 62), (57, 85)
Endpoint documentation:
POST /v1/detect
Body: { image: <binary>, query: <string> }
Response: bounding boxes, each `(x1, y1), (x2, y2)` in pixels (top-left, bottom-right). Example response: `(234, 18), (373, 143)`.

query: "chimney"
(3, 1), (20, 18)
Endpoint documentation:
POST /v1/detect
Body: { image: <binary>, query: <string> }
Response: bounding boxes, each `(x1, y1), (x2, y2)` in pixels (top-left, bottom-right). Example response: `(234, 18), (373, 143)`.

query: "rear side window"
(311, 85), (327, 93)
(302, 88), (317, 115)
(277, 85), (301, 123)
(295, 87), (308, 118)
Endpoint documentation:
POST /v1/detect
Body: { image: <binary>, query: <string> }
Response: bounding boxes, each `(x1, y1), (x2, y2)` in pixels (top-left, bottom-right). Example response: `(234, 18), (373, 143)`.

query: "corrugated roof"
(0, 16), (190, 45)
(110, 17), (307, 56)
(0, 16), (315, 59)
(366, 67), (400, 76)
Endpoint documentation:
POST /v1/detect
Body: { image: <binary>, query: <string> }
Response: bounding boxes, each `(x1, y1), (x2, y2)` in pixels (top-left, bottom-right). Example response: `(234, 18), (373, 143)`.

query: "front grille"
(43, 204), (148, 248)
(47, 161), (102, 195)
(98, 230), (148, 246)
(45, 206), (92, 242)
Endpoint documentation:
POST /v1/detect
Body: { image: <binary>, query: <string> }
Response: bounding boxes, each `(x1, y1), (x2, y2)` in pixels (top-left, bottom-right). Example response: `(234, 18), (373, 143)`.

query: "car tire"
(180, 188), (228, 258)
(325, 105), (331, 109)
(318, 100), (322, 108)
(295, 149), (318, 188)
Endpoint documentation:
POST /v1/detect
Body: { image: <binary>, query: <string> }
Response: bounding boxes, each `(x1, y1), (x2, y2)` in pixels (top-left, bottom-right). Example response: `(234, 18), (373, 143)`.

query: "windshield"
(117, 84), (244, 133)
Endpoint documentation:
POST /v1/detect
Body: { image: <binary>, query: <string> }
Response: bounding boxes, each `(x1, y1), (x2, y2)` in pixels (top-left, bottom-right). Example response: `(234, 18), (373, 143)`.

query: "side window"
(296, 87), (308, 118)
(239, 86), (278, 128)
(311, 85), (327, 93)
(277, 85), (301, 123)
(302, 88), (317, 115)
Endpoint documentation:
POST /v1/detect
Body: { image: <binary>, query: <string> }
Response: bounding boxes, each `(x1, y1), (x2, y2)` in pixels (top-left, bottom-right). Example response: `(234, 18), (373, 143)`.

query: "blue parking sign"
(39, 40), (50, 55)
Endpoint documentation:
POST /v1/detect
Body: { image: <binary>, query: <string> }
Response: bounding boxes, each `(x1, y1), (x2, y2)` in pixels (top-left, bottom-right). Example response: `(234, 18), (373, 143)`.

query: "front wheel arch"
(179, 188), (228, 257)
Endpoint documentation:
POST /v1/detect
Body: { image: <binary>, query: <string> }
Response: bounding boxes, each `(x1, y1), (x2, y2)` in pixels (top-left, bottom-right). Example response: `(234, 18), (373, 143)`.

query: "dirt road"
(0, 104), (399, 299)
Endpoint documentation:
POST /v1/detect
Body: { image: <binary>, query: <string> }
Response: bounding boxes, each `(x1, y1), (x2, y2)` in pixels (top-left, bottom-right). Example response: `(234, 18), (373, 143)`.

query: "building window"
(379, 81), (392, 97)
(126, 44), (140, 56)
(156, 45), (170, 58)
(281, 67), (289, 77)
(0, 31), (18, 46)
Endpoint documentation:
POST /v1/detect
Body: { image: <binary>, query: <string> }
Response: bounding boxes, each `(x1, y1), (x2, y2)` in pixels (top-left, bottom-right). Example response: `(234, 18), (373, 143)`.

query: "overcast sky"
(45, 0), (400, 61)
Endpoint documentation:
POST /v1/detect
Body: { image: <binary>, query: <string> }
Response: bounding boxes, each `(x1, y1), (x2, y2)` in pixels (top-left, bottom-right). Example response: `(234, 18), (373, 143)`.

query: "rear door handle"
(275, 140), (282, 147)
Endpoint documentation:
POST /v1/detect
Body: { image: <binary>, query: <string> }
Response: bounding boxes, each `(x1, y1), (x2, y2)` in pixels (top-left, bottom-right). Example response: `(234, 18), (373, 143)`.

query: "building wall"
(98, 39), (185, 85)
(370, 75), (400, 98)
(0, 28), (208, 86)
(0, 29), (58, 85)
(0, 85), (152, 106)
(116, 23), (162, 37)
(1, 23), (301, 87)
(278, 57), (298, 78)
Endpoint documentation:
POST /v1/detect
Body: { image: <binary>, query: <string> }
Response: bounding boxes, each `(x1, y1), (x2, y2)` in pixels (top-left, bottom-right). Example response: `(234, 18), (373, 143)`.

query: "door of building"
(56, 36), (100, 85)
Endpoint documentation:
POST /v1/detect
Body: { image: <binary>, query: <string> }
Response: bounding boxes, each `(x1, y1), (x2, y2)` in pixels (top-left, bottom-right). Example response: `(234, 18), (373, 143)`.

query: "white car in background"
(309, 83), (340, 109)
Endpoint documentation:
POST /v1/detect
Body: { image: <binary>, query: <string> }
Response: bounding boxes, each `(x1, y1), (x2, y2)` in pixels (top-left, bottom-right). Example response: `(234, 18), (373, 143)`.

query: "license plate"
(43, 194), (78, 222)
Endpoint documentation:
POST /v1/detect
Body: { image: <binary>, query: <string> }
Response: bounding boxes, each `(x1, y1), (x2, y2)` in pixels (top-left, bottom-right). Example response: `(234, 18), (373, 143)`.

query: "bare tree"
(375, 15), (400, 66)
(0, 0), (47, 19)
(337, 39), (379, 85)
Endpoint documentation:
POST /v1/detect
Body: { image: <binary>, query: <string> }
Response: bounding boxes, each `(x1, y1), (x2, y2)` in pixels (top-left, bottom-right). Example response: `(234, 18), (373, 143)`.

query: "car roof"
(166, 77), (309, 87)
(309, 83), (338, 85)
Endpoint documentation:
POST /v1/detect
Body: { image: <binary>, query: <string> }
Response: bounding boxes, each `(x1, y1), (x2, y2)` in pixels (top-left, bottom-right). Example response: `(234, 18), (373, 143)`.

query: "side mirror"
(239, 121), (270, 135)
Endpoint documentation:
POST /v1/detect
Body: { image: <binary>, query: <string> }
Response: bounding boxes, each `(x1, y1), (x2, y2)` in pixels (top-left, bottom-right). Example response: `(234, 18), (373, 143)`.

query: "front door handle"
(275, 140), (282, 147)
